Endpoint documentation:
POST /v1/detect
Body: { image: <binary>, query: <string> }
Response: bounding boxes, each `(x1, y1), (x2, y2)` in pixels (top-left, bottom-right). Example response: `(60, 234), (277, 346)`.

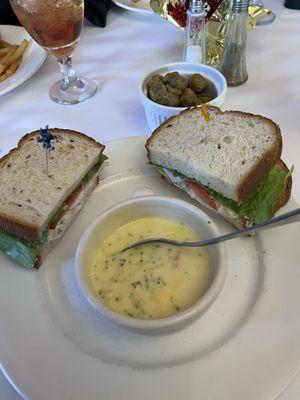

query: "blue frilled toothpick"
(37, 125), (57, 175)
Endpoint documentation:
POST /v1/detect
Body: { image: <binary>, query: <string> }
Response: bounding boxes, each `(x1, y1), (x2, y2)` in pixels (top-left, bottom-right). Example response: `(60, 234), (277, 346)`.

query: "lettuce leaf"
(82, 153), (108, 184)
(0, 229), (48, 269)
(208, 165), (292, 223)
(156, 164), (292, 224)
(238, 165), (292, 223)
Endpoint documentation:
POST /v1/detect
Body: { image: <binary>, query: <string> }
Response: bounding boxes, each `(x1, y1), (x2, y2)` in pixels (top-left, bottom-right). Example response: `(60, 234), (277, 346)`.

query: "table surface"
(0, 0), (300, 398)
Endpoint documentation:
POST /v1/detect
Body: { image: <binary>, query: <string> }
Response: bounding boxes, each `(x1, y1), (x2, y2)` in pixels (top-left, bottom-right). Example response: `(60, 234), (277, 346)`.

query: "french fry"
(0, 38), (30, 83)
(9, 40), (29, 64)
(0, 47), (14, 57)
(0, 48), (16, 75)
(0, 40), (29, 72)
(0, 40), (15, 49)
(0, 59), (21, 83)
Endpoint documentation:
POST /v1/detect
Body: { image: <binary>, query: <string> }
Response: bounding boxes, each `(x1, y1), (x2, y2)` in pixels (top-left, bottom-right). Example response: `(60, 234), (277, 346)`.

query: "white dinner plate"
(112, 0), (152, 14)
(0, 25), (46, 97)
(0, 136), (300, 400)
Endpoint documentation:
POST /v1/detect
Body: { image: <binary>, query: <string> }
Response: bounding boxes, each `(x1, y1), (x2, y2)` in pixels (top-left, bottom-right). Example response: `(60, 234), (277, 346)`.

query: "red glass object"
(167, 0), (224, 28)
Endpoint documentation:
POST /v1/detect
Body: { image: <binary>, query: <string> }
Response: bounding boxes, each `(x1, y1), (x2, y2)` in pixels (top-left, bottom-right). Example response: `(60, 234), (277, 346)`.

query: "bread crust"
(34, 254), (41, 269)
(0, 129), (105, 244)
(0, 215), (40, 245)
(236, 117), (282, 203)
(274, 159), (292, 211)
(146, 106), (283, 203)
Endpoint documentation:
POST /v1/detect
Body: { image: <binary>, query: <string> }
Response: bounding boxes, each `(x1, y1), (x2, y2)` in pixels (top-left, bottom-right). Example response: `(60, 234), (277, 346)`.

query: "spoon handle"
(122, 208), (300, 251)
(197, 207), (300, 247)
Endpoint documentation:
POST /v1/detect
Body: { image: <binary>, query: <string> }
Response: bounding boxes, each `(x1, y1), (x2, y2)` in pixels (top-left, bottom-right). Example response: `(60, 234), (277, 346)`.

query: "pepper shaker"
(183, 0), (206, 64)
(284, 0), (300, 9)
(218, 0), (249, 86)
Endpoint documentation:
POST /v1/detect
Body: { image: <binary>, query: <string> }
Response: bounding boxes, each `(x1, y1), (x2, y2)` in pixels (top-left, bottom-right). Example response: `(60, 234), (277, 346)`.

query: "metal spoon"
(121, 208), (300, 253)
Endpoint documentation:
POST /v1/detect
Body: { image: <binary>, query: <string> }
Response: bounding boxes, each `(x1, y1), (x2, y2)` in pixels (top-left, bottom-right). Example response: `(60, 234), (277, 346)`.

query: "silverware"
(121, 208), (300, 253)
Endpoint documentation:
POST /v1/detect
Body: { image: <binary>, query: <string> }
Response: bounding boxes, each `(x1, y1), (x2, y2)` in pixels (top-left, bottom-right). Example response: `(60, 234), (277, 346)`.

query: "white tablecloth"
(0, 0), (300, 398)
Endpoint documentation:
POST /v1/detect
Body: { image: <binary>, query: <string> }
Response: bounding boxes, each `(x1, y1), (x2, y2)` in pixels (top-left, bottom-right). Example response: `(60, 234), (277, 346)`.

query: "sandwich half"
(0, 128), (106, 268)
(146, 106), (292, 228)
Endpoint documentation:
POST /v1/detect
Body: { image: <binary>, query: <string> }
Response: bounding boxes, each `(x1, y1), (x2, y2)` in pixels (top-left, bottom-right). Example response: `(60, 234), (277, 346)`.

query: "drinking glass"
(9, 0), (97, 105)
(250, 0), (276, 25)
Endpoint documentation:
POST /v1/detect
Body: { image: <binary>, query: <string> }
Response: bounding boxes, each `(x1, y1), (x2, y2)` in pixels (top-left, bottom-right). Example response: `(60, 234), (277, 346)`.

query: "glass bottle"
(184, 0), (206, 64)
(218, 0), (249, 86)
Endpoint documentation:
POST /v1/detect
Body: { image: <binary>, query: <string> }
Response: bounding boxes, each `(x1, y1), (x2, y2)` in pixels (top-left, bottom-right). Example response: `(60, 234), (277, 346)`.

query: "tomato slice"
(50, 208), (67, 230)
(66, 185), (83, 207)
(50, 185), (83, 230)
(187, 181), (218, 211)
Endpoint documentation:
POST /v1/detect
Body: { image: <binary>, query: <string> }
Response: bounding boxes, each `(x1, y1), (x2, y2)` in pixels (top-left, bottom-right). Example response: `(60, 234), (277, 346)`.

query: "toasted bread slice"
(146, 106), (282, 204)
(0, 129), (105, 244)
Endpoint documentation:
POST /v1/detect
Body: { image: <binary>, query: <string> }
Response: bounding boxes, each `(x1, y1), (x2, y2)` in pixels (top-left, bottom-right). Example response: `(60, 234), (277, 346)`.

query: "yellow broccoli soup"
(91, 217), (213, 319)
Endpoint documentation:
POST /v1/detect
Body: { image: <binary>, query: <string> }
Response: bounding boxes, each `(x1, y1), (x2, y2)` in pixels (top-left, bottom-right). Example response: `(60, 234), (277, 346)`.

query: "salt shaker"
(184, 0), (206, 64)
(218, 0), (249, 86)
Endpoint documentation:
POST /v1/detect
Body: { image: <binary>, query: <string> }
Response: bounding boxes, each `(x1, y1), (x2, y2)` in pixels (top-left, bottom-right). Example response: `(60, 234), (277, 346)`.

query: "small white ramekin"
(75, 196), (227, 335)
(139, 62), (227, 132)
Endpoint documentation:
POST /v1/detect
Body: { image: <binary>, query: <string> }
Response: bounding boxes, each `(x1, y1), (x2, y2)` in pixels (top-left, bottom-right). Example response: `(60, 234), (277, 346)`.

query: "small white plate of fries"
(0, 25), (46, 96)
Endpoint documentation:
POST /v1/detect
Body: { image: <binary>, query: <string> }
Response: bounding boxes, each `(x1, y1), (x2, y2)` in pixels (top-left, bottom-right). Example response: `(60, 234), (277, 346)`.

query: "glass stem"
(57, 56), (81, 91)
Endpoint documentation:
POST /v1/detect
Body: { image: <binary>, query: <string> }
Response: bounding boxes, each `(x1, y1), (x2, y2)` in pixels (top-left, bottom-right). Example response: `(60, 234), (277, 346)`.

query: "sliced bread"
(0, 129), (105, 244)
(146, 106), (282, 203)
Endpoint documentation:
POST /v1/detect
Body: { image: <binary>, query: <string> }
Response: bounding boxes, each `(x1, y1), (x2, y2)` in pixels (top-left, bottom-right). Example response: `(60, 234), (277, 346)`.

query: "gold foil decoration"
(150, 0), (274, 66)
(248, 5), (272, 27)
(206, 0), (231, 65)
